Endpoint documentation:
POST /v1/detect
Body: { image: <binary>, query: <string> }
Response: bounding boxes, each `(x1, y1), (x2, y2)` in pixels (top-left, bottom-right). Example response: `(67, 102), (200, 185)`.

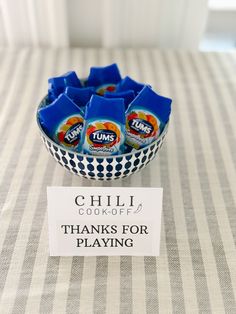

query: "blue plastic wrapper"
(65, 86), (95, 113)
(86, 63), (122, 95)
(125, 86), (172, 150)
(80, 95), (125, 156)
(48, 71), (82, 102)
(117, 76), (145, 95)
(39, 65), (172, 156)
(38, 94), (84, 150)
(104, 90), (135, 110)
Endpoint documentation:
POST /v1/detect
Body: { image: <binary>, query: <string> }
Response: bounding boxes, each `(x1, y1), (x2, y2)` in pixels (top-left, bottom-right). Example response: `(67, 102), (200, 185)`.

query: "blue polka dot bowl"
(36, 96), (169, 181)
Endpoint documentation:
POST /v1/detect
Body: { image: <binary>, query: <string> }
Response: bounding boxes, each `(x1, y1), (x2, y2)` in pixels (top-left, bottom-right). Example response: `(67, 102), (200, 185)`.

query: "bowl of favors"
(36, 64), (172, 180)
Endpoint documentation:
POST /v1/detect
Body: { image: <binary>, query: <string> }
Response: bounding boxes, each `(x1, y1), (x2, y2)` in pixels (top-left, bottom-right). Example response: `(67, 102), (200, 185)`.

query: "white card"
(47, 187), (163, 256)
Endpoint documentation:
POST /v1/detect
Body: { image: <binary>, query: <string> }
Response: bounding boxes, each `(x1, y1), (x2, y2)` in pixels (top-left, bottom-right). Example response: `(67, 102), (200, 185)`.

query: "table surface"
(0, 48), (236, 314)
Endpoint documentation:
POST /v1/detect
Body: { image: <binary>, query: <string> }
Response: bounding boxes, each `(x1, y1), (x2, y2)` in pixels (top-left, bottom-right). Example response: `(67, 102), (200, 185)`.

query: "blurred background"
(0, 0), (235, 51)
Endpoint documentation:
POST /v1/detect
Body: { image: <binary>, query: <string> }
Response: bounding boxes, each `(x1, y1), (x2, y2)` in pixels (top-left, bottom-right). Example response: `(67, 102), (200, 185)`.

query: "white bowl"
(36, 96), (169, 180)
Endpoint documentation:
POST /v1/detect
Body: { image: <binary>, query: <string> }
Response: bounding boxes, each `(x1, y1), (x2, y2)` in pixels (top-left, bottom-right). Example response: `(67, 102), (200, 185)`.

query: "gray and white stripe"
(0, 48), (236, 314)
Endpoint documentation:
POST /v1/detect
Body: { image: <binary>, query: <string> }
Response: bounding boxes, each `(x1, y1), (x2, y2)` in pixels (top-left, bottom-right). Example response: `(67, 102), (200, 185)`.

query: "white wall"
(0, 0), (69, 47)
(200, 6), (236, 50)
(67, 0), (208, 49)
(207, 10), (236, 34)
(68, 0), (102, 47)
(0, 0), (208, 49)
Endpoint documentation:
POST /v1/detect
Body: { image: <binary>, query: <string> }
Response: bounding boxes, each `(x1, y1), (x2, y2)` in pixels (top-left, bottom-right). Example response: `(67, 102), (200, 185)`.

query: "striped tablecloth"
(0, 48), (236, 314)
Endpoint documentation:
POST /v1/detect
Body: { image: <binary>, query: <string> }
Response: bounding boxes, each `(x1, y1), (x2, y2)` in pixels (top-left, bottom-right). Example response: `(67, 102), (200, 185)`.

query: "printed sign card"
(47, 187), (163, 256)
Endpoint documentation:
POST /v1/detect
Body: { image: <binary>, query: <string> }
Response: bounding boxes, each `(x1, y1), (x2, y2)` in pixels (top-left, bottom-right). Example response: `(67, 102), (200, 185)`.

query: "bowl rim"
(36, 95), (169, 159)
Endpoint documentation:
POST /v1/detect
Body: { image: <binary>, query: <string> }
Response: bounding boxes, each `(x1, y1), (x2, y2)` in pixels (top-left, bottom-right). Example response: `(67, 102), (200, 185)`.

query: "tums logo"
(89, 129), (117, 145)
(64, 122), (83, 144)
(129, 118), (154, 135)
